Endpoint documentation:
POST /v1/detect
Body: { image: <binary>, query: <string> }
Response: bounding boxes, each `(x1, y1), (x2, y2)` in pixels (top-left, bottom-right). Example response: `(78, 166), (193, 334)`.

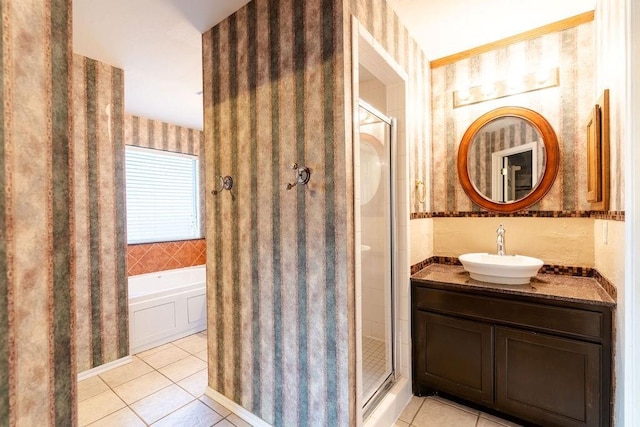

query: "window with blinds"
(125, 146), (200, 244)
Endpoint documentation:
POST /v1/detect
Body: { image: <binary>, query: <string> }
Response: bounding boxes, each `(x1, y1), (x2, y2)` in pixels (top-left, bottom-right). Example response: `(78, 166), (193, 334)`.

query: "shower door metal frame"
(358, 100), (397, 416)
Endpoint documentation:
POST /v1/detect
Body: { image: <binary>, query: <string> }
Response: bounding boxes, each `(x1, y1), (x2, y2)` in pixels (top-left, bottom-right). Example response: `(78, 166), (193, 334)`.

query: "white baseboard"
(77, 356), (133, 382)
(205, 387), (271, 427)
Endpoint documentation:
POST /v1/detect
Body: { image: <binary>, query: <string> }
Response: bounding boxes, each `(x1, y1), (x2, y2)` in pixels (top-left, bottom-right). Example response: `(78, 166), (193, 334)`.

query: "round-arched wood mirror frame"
(457, 107), (560, 213)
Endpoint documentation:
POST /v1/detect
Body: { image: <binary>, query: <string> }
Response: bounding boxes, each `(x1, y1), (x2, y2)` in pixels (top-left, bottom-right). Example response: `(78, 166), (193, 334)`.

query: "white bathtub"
(128, 265), (206, 354)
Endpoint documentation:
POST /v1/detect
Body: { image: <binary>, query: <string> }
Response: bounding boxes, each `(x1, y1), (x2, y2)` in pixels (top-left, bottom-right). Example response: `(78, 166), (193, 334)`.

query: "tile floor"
(79, 332), (521, 427)
(363, 336), (389, 402)
(395, 395), (523, 427)
(77, 332), (251, 427)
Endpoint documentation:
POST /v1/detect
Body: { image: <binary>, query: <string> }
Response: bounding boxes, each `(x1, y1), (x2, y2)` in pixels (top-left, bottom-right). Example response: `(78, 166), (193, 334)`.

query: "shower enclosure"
(358, 100), (396, 414)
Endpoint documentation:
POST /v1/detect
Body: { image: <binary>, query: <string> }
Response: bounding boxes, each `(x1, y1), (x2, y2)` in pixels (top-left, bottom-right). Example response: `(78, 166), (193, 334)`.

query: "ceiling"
(73, 0), (252, 130)
(73, 0), (595, 131)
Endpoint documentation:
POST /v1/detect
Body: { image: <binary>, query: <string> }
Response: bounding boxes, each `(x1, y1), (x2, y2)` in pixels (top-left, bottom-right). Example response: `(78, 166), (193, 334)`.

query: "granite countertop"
(411, 264), (616, 307)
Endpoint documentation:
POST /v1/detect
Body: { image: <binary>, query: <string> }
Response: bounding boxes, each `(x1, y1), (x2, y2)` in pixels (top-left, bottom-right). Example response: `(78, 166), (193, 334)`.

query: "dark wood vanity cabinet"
(412, 280), (613, 427)
(414, 311), (494, 405)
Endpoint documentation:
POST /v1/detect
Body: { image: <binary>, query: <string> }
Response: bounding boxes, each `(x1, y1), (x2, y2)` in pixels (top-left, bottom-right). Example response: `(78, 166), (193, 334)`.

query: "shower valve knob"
(285, 163), (311, 190)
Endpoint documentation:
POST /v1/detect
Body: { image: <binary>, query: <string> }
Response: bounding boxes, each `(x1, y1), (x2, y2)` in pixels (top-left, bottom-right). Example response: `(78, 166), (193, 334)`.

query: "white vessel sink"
(459, 253), (544, 285)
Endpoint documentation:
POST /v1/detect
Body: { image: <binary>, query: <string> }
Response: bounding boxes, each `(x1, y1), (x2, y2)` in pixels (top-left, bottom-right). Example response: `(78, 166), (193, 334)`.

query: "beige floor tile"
(131, 384), (195, 424)
(479, 412), (523, 427)
(195, 349), (208, 362)
(159, 355), (207, 383)
(178, 368), (208, 397)
(213, 420), (235, 427)
(172, 332), (207, 347)
(136, 343), (174, 358)
(88, 407), (146, 427)
(394, 421), (410, 427)
(412, 398), (478, 427)
(431, 396), (480, 416)
(99, 357), (154, 388)
(140, 345), (191, 369)
(78, 376), (109, 402)
(175, 336), (207, 354)
(171, 333), (199, 347)
(152, 399), (224, 427)
(78, 390), (126, 426)
(200, 395), (232, 417)
(477, 418), (508, 427)
(226, 413), (253, 427)
(113, 371), (172, 404)
(398, 395), (425, 423)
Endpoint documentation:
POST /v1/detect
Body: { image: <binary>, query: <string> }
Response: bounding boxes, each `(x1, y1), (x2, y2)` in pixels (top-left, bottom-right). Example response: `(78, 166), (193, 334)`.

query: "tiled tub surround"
(124, 114), (207, 277)
(127, 239), (206, 276)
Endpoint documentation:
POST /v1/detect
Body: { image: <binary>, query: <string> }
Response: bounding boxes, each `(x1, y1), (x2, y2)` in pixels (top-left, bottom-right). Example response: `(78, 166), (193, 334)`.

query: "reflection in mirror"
(467, 117), (545, 203)
(457, 107), (560, 213)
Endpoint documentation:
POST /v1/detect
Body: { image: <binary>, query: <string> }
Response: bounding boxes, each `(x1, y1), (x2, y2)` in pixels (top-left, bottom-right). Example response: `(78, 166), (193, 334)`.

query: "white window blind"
(125, 146), (200, 244)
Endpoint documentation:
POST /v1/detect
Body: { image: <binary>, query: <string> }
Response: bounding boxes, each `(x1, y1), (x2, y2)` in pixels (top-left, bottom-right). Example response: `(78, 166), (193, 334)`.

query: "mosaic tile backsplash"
(127, 239), (206, 276)
(411, 210), (626, 221)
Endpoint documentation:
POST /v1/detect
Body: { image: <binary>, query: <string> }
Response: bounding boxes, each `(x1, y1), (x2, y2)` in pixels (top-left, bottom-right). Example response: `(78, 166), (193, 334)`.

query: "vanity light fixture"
(457, 88), (471, 101)
(506, 75), (523, 91)
(453, 67), (559, 108)
(481, 82), (496, 97)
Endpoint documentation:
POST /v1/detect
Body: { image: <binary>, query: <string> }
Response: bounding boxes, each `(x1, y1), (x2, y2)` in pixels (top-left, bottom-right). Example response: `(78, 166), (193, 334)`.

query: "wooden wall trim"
(430, 11), (595, 69)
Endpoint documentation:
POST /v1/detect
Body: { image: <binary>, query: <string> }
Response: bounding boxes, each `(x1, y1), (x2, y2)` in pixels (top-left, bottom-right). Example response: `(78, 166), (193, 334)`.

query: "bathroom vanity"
(411, 264), (615, 427)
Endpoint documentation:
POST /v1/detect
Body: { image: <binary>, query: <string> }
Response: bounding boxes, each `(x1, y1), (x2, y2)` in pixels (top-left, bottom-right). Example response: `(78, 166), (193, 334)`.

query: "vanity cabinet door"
(414, 311), (493, 405)
(495, 327), (602, 427)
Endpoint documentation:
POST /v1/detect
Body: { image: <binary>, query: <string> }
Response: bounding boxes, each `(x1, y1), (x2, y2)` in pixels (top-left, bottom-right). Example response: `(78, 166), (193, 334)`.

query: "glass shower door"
(358, 101), (394, 411)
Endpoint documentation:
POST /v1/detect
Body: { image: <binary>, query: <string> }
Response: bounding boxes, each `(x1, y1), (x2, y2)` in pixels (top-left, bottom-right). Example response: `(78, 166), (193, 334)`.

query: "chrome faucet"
(496, 223), (506, 255)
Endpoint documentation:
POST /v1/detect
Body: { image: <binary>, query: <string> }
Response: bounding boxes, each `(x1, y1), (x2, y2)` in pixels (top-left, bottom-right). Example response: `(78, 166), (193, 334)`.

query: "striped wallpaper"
(203, 0), (350, 424)
(350, 0), (431, 214)
(1, 0), (76, 425)
(203, 0), (428, 425)
(596, 0), (626, 212)
(72, 54), (128, 373)
(431, 21), (597, 213)
(124, 114), (202, 155)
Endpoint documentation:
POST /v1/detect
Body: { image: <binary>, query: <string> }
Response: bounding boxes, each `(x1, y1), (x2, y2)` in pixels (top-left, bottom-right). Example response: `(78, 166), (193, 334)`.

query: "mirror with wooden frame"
(586, 89), (610, 211)
(457, 107), (560, 213)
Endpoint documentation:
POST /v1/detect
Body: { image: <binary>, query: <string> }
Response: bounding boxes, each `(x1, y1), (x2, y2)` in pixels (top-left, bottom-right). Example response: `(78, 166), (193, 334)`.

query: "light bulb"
(535, 68), (550, 84)
(481, 83), (495, 97)
(457, 88), (470, 101)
